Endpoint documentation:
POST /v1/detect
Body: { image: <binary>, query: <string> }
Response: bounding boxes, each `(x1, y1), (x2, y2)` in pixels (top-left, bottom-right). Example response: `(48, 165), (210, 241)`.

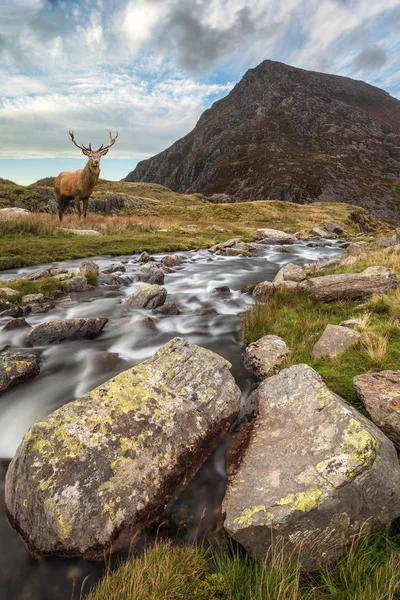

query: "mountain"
(124, 60), (400, 220)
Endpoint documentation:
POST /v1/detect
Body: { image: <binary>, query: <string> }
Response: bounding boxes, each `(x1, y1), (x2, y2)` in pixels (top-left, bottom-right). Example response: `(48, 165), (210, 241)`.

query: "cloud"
(354, 44), (387, 72)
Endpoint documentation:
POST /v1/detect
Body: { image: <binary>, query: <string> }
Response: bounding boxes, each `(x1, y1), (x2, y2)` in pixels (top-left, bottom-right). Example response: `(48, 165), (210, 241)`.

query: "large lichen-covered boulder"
(223, 364), (400, 571)
(0, 351), (40, 394)
(124, 284), (167, 309)
(252, 281), (275, 303)
(26, 317), (108, 346)
(306, 267), (397, 301)
(5, 337), (240, 558)
(354, 371), (400, 449)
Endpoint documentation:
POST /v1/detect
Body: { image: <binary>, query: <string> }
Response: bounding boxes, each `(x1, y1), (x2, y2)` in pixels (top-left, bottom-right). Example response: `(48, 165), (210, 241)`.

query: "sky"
(0, 0), (399, 185)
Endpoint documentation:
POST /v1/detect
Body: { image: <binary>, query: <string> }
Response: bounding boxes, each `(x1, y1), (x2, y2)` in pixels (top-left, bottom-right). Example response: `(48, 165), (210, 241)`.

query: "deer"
(54, 129), (118, 221)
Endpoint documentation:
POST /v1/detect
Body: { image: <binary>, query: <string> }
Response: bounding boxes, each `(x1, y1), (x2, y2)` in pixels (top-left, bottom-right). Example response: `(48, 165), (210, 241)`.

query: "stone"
(253, 229), (296, 244)
(21, 293), (44, 304)
(340, 256), (357, 266)
(207, 225), (226, 232)
(59, 228), (101, 236)
(79, 260), (99, 277)
(5, 337), (241, 558)
(339, 319), (362, 329)
(274, 280), (301, 291)
(245, 335), (289, 378)
(354, 371), (400, 449)
(24, 269), (51, 281)
(345, 243), (369, 257)
(312, 325), (361, 359)
(0, 299), (12, 312)
(66, 277), (91, 293)
(306, 267), (397, 302)
(0, 351), (40, 394)
(137, 251), (151, 263)
(0, 287), (19, 299)
(312, 227), (328, 238)
(103, 274), (126, 288)
(28, 302), (55, 314)
(273, 263), (306, 283)
(1, 306), (23, 318)
(314, 257), (341, 271)
(210, 286), (231, 297)
(124, 285), (167, 310)
(325, 222), (343, 234)
(153, 303), (181, 316)
(139, 261), (165, 285)
(49, 268), (69, 277)
(104, 262), (126, 274)
(161, 255), (182, 268)
(0, 207), (30, 214)
(26, 317), (108, 346)
(210, 239), (253, 256)
(252, 281), (275, 302)
(223, 364), (400, 571)
(3, 318), (31, 331)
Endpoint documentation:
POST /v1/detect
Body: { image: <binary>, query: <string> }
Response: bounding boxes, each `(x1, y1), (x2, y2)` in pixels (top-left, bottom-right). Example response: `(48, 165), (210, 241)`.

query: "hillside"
(125, 60), (400, 221)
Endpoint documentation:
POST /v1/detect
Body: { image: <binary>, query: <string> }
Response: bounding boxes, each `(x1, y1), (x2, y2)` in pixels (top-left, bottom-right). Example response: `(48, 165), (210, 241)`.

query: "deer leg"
(76, 198), (82, 220)
(83, 199), (89, 220)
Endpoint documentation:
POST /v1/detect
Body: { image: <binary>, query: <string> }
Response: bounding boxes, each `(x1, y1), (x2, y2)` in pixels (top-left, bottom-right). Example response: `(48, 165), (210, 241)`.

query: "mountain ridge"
(124, 60), (400, 220)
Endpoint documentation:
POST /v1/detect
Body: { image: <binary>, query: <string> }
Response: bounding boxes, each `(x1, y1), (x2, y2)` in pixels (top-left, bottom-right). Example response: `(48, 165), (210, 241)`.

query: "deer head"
(69, 129), (118, 167)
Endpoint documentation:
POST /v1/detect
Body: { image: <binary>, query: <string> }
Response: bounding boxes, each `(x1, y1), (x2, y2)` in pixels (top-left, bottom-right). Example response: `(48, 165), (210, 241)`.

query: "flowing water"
(0, 240), (343, 599)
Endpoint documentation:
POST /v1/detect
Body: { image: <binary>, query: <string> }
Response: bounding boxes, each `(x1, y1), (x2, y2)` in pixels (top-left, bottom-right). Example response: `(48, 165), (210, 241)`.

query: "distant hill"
(124, 60), (400, 220)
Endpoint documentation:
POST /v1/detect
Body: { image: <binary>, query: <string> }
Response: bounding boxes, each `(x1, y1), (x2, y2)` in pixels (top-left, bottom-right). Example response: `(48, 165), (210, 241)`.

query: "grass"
(0, 276), (68, 303)
(0, 198), (378, 271)
(85, 532), (400, 600)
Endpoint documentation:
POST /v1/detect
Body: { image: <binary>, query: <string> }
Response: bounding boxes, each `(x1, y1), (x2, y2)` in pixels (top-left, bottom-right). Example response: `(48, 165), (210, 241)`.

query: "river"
(0, 240), (343, 599)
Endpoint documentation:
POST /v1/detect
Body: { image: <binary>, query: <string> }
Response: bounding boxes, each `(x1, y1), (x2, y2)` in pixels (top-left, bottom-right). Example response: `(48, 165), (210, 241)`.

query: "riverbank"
(0, 199), (384, 270)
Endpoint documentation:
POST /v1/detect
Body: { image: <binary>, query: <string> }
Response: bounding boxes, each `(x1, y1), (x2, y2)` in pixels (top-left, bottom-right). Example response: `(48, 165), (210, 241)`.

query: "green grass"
(0, 276), (68, 303)
(242, 288), (400, 412)
(85, 532), (400, 600)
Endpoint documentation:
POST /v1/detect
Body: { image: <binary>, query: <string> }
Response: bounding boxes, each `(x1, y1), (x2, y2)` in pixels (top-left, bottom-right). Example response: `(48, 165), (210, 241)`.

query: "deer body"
(55, 130), (118, 221)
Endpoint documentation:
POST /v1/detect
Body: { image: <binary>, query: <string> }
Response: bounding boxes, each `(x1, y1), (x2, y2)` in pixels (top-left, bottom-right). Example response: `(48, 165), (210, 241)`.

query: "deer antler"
(98, 129), (118, 154)
(69, 130), (91, 152)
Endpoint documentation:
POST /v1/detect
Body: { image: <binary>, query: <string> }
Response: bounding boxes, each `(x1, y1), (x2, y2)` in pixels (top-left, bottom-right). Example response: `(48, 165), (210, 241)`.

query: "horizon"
(1, 0), (399, 184)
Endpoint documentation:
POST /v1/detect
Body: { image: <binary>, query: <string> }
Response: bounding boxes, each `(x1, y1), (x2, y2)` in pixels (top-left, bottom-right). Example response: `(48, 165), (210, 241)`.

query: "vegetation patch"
(0, 276), (67, 303)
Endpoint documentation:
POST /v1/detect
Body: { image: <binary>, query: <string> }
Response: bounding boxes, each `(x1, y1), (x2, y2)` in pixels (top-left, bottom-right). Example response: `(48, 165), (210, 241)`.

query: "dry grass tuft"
(361, 331), (388, 366)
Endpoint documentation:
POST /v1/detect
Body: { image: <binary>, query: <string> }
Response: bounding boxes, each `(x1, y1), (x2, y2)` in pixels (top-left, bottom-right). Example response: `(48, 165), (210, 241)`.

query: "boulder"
(325, 222), (343, 234)
(223, 364), (400, 570)
(21, 293), (44, 304)
(28, 302), (55, 314)
(49, 268), (68, 277)
(59, 228), (101, 236)
(340, 256), (358, 266)
(139, 262), (165, 285)
(24, 269), (51, 281)
(79, 260), (100, 277)
(274, 280), (301, 291)
(0, 299), (12, 312)
(210, 286), (231, 297)
(306, 267), (397, 302)
(124, 285), (167, 310)
(245, 335), (289, 378)
(66, 277), (91, 293)
(354, 371), (400, 449)
(0, 287), (19, 299)
(252, 281), (275, 303)
(104, 262), (126, 274)
(377, 231), (399, 248)
(312, 325), (361, 359)
(0, 351), (40, 394)
(26, 317), (108, 346)
(137, 251), (151, 263)
(339, 319), (362, 329)
(210, 239), (253, 256)
(253, 229), (296, 244)
(1, 306), (23, 318)
(207, 225), (226, 232)
(273, 263), (306, 283)
(312, 227), (328, 238)
(0, 207), (30, 214)
(345, 243), (369, 257)
(103, 274), (126, 288)
(153, 303), (181, 316)
(161, 255), (182, 268)
(5, 337), (241, 558)
(3, 318), (31, 331)
(314, 257), (341, 271)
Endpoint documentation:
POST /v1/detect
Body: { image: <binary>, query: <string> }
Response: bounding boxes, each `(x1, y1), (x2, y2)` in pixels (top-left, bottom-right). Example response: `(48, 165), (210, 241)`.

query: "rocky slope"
(125, 60), (400, 220)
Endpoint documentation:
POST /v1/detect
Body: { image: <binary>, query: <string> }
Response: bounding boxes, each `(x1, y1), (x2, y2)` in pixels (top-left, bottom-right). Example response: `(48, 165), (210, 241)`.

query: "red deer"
(54, 129), (118, 221)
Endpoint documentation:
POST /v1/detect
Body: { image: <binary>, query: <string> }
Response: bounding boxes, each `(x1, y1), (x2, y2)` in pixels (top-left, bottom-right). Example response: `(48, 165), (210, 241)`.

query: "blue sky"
(0, 0), (399, 185)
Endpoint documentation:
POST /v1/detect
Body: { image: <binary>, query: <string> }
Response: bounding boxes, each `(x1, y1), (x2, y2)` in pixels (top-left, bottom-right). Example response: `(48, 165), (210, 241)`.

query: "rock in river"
(5, 337), (241, 558)
(26, 317), (108, 346)
(139, 261), (165, 285)
(124, 284), (167, 309)
(0, 351), (40, 394)
(354, 371), (400, 450)
(223, 364), (400, 570)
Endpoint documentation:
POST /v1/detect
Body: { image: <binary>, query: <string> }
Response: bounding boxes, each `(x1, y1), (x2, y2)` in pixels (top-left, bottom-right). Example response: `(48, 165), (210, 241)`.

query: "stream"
(0, 240), (343, 599)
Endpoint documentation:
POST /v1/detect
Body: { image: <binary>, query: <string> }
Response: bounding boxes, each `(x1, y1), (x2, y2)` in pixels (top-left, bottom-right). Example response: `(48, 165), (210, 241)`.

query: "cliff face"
(124, 60), (400, 219)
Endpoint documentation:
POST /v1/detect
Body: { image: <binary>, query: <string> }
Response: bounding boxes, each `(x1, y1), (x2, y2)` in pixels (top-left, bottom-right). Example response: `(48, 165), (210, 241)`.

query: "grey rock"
(325, 222), (343, 234)
(3, 318), (31, 331)
(104, 262), (126, 274)
(79, 260), (99, 277)
(21, 293), (44, 304)
(210, 239), (253, 256)
(5, 337), (241, 558)
(312, 227), (328, 238)
(0, 287), (19, 299)
(273, 263), (306, 283)
(314, 257), (341, 271)
(139, 262), (165, 285)
(223, 364), (400, 570)
(0, 207), (30, 214)
(24, 269), (50, 281)
(253, 229), (296, 244)
(49, 268), (69, 277)
(0, 351), (40, 394)
(245, 334), (289, 378)
(1, 306), (23, 318)
(340, 256), (358, 266)
(345, 243), (369, 257)
(0, 299), (12, 312)
(306, 267), (397, 301)
(137, 251), (151, 263)
(26, 317), (108, 346)
(161, 254), (182, 268)
(59, 228), (101, 236)
(124, 285), (167, 310)
(103, 274), (126, 289)
(312, 324), (361, 359)
(66, 277), (91, 293)
(339, 319), (362, 329)
(28, 302), (55, 314)
(153, 303), (181, 316)
(210, 286), (231, 297)
(354, 371), (400, 449)
(253, 281), (275, 302)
